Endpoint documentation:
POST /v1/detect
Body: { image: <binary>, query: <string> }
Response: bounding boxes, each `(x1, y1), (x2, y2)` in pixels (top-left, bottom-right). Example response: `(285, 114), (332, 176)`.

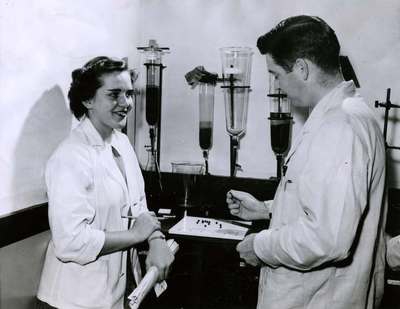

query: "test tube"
(199, 83), (215, 150)
(145, 49), (162, 127)
(198, 82), (215, 174)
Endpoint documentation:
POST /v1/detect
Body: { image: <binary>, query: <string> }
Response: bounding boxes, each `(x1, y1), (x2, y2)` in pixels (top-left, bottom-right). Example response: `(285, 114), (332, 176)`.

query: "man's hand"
(226, 190), (269, 220)
(236, 233), (262, 267)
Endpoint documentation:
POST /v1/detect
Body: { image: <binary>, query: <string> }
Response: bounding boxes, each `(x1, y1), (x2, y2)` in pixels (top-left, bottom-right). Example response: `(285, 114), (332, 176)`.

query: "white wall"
(1, 0), (400, 217)
(0, 0), (142, 216)
(133, 0), (400, 185)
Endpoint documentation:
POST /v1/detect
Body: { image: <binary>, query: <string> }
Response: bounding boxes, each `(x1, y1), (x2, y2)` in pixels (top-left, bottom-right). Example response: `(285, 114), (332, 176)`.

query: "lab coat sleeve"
(46, 144), (105, 265)
(121, 134), (149, 217)
(387, 236), (400, 270)
(254, 120), (368, 270)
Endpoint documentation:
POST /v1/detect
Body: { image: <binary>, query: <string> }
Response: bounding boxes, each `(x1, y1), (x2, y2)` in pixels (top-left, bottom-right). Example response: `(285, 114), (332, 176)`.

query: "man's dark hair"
(257, 15), (341, 74)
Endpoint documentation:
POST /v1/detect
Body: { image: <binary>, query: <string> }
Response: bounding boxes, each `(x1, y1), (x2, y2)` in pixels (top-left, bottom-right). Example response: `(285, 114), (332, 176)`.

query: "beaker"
(171, 162), (204, 209)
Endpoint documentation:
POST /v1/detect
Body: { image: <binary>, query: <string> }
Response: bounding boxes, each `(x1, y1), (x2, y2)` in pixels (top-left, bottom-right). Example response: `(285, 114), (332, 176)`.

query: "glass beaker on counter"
(171, 162), (205, 211)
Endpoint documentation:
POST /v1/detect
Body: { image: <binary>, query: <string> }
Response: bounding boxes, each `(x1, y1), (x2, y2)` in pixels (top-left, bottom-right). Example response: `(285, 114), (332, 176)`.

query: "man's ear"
(82, 100), (93, 110)
(294, 58), (309, 80)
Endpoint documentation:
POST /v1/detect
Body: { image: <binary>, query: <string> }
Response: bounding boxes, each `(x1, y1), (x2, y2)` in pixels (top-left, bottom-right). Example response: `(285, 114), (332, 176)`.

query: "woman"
(36, 56), (174, 309)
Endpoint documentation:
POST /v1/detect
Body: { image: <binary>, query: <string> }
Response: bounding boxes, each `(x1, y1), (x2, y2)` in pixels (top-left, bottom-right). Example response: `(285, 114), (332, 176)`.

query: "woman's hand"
(129, 212), (161, 243)
(226, 190), (269, 220)
(146, 236), (175, 282)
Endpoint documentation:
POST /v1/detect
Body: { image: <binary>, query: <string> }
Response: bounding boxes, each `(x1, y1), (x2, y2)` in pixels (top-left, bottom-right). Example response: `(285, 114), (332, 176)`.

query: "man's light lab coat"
(37, 118), (147, 309)
(254, 81), (387, 309)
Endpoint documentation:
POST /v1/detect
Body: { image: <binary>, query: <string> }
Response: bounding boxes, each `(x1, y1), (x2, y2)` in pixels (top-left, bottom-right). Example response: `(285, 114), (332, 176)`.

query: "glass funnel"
(219, 47), (253, 137)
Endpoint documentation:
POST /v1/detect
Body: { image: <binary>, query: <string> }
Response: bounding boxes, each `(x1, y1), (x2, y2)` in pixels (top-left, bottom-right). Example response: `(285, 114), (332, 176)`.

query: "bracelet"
(148, 235), (166, 242)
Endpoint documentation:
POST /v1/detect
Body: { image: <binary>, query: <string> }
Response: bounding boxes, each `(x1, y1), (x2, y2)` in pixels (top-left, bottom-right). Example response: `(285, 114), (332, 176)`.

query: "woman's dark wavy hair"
(68, 56), (130, 120)
(257, 15), (341, 74)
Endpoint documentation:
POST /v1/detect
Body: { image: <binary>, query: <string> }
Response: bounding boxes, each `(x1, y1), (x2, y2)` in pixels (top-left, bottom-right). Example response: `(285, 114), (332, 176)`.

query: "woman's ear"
(82, 100), (93, 110)
(294, 58), (309, 80)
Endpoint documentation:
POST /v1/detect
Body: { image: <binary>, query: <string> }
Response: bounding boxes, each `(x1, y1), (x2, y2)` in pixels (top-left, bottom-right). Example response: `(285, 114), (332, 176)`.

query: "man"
(227, 15), (386, 309)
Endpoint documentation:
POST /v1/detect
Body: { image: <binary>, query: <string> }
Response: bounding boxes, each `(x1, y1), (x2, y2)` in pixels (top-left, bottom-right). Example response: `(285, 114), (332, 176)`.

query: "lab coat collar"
(79, 117), (128, 197)
(302, 80), (356, 133)
(285, 80), (356, 163)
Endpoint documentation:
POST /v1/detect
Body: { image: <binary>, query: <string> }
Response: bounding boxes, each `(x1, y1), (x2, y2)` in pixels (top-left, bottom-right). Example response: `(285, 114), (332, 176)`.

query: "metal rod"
(229, 74), (236, 177)
(374, 88), (400, 151)
(157, 65), (165, 166)
(383, 89), (391, 142)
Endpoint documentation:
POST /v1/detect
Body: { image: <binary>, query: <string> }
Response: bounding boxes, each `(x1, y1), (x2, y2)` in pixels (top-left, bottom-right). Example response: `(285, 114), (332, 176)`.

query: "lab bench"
(137, 171), (277, 309)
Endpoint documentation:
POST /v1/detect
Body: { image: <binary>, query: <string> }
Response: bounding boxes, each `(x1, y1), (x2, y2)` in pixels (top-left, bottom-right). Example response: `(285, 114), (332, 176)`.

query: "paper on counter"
(168, 216), (248, 241)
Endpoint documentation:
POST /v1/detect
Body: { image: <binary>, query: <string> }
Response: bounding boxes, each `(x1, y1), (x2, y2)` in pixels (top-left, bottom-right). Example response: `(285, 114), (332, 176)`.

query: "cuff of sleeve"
(387, 236), (400, 270)
(80, 229), (105, 264)
(254, 229), (280, 268)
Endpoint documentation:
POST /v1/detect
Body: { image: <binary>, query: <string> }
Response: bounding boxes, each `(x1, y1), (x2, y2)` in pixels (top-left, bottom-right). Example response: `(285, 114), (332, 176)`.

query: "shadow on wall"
(11, 84), (71, 213)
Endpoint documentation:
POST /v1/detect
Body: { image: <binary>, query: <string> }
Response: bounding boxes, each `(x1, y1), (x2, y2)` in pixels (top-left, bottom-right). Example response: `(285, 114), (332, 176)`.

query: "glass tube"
(198, 83), (215, 150)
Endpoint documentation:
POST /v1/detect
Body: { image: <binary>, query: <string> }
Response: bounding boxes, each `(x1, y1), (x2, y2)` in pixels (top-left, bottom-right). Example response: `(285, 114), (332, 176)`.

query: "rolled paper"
(128, 239), (179, 309)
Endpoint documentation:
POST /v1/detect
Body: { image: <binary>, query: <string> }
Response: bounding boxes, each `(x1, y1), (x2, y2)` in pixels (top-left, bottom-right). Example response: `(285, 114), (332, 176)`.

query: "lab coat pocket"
(63, 258), (110, 307)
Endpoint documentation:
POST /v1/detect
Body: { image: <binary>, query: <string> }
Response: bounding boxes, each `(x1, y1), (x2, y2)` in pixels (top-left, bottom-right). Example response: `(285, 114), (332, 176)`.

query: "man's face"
(87, 70), (134, 138)
(265, 54), (305, 107)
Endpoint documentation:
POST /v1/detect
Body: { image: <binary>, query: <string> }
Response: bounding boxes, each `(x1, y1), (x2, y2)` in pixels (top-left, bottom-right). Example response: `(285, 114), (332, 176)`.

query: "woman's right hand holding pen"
(129, 212), (161, 243)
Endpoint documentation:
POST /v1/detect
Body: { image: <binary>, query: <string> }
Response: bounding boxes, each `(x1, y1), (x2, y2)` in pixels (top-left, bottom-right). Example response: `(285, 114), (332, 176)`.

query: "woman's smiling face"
(85, 70), (134, 139)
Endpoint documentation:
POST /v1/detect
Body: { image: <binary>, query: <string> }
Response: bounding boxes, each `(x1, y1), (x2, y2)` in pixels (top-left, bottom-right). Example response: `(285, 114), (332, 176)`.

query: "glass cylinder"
(268, 74), (292, 156)
(198, 83), (215, 150)
(223, 88), (250, 137)
(141, 40), (164, 127)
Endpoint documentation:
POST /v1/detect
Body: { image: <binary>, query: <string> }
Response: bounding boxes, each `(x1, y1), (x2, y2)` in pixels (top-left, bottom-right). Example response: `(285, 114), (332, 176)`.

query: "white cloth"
(254, 81), (387, 309)
(37, 117), (147, 309)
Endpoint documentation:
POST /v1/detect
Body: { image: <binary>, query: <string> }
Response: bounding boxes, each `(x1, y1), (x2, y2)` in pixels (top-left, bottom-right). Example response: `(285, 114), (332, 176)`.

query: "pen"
(121, 214), (176, 220)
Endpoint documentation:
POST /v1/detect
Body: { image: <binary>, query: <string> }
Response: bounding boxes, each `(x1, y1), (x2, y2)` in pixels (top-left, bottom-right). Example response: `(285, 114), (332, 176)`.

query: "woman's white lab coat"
(253, 81), (387, 309)
(37, 118), (147, 309)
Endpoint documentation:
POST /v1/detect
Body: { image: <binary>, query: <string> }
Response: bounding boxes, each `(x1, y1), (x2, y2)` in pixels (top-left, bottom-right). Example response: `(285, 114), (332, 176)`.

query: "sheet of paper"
(168, 216), (248, 240)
